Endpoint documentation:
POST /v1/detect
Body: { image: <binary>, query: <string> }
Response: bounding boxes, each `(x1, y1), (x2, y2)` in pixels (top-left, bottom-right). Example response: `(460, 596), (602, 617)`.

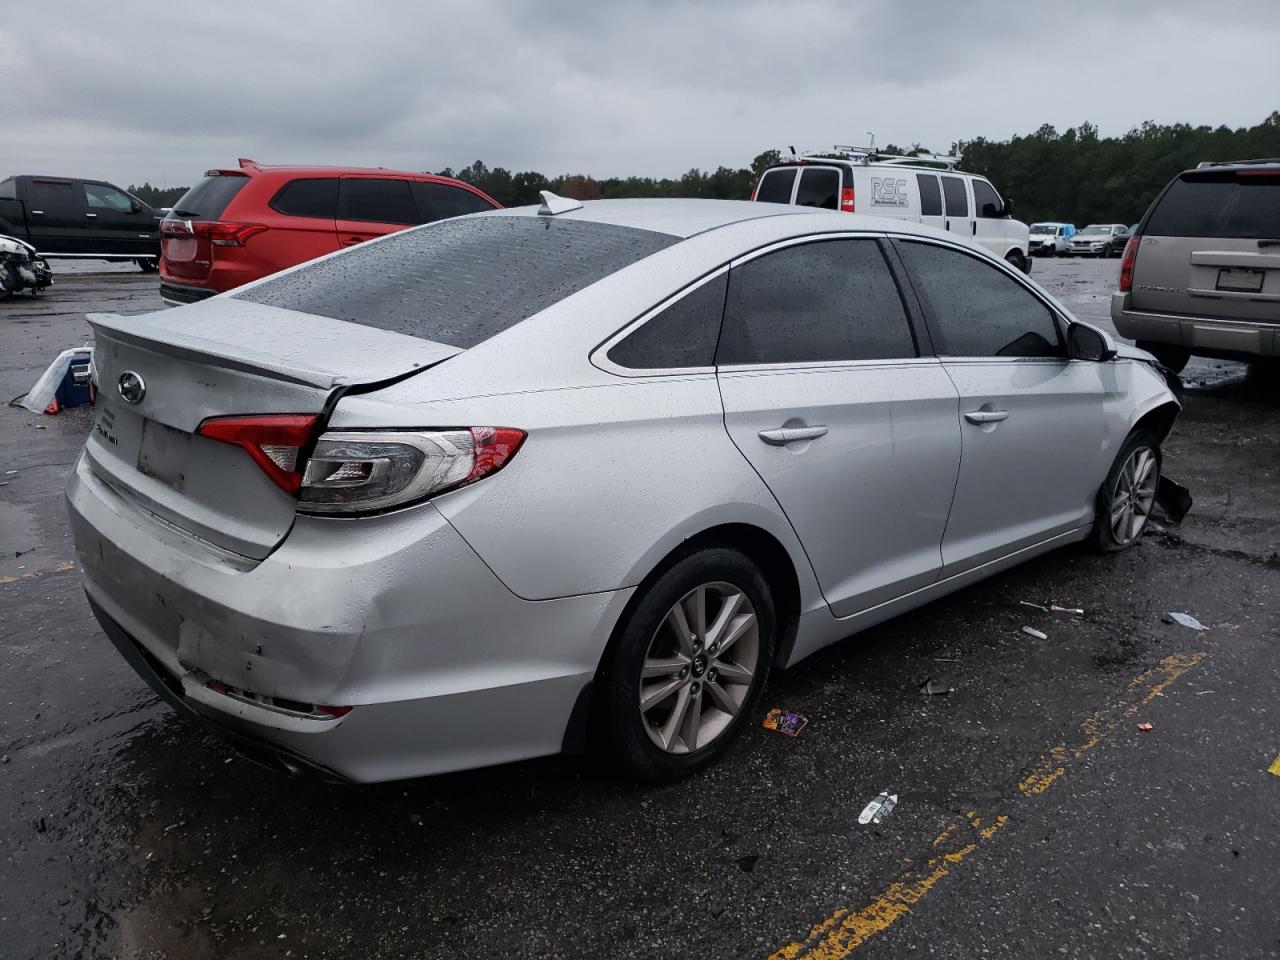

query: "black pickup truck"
(0, 174), (163, 271)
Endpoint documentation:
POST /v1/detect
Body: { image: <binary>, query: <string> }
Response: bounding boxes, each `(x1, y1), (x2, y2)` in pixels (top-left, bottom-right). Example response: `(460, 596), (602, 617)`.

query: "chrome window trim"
(592, 230), (1081, 379)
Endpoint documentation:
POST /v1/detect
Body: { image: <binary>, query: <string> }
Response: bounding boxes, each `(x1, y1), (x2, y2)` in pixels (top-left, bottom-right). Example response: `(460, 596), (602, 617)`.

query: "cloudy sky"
(3, 0), (1278, 188)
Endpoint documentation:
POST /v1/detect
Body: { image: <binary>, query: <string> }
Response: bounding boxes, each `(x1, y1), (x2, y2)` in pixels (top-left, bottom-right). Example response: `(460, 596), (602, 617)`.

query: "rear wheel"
(1089, 430), (1161, 552)
(1135, 340), (1191, 374)
(600, 547), (774, 782)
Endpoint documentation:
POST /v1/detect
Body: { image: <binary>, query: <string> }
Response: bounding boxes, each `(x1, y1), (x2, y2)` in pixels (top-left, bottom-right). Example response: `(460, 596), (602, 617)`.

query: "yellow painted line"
(0, 560), (75, 585)
(1018, 652), (1205, 797)
(767, 813), (1010, 960)
(766, 651), (1206, 960)
(1267, 753), (1280, 778)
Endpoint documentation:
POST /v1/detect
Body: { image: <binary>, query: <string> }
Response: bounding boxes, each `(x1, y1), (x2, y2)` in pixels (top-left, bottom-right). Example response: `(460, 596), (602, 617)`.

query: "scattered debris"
(1050, 604), (1085, 615)
(4, 470), (16, 476)
(1021, 626), (1048, 640)
(1020, 600), (1048, 611)
(409, 814), (422, 826)
(762, 709), (808, 737)
(1195, 690), (1215, 696)
(1137, 723), (1154, 732)
(1267, 754), (1280, 778)
(1167, 612), (1208, 631)
(735, 855), (759, 873)
(34, 817), (47, 833)
(919, 678), (954, 696)
(1154, 475), (1193, 524)
(858, 790), (898, 825)
(1, 754), (8, 764)
(932, 657), (959, 663)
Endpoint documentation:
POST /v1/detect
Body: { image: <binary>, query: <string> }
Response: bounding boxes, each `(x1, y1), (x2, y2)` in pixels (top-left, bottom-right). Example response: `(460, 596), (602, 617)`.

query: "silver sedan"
(68, 196), (1179, 783)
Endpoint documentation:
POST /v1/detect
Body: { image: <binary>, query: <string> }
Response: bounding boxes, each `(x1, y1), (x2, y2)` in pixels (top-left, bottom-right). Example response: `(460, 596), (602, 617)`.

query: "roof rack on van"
(1195, 157), (1280, 168)
(785, 145), (963, 169)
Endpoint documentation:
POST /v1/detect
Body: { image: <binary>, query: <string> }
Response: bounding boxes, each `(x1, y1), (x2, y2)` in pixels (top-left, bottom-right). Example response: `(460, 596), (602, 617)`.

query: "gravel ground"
(1, 259), (1277, 960)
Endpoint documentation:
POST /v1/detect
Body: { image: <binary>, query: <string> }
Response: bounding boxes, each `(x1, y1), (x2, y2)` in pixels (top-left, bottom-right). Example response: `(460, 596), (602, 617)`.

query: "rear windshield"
(234, 215), (677, 348)
(171, 174), (249, 220)
(1145, 172), (1280, 239)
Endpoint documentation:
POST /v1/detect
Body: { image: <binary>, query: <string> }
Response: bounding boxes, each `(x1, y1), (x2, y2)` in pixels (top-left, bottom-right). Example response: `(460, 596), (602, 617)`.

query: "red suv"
(159, 160), (500, 305)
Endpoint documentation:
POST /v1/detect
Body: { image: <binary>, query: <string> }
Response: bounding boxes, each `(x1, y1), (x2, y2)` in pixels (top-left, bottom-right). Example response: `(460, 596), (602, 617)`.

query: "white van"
(752, 148), (1032, 272)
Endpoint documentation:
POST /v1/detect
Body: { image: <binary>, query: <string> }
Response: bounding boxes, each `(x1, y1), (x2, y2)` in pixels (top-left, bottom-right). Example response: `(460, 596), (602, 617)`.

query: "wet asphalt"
(1, 260), (1278, 959)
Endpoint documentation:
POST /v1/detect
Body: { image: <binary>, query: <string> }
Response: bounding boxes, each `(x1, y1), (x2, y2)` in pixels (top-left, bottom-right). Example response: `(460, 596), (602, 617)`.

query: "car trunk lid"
(86, 299), (459, 560)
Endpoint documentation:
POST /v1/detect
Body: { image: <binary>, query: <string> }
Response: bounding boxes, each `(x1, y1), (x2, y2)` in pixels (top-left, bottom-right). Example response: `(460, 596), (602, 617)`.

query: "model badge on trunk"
(117, 371), (146, 405)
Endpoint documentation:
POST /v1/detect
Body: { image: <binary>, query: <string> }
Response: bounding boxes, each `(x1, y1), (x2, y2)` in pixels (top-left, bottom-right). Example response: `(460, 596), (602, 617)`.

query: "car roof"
(487, 198), (957, 241)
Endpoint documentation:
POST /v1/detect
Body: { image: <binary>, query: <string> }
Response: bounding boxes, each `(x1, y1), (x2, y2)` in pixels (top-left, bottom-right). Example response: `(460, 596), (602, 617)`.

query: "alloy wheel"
(1110, 446), (1158, 545)
(638, 582), (759, 754)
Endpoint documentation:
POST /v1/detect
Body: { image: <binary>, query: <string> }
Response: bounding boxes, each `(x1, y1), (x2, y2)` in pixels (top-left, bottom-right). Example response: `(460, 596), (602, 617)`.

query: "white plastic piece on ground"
(1168, 612), (1209, 631)
(20, 347), (91, 414)
(857, 790), (898, 825)
(1021, 626), (1048, 640)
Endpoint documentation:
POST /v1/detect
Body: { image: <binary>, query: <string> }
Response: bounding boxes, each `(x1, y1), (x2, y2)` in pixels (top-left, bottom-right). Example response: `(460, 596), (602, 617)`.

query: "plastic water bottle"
(858, 790), (898, 825)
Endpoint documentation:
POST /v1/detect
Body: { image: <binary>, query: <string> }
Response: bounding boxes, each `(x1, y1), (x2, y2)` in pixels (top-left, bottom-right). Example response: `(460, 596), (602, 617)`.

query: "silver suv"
(1112, 160), (1280, 372)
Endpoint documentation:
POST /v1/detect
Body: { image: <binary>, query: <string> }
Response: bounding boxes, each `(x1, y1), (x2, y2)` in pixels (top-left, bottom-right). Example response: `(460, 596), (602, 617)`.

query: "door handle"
(964, 410), (1009, 424)
(945, 220), (950, 230)
(85, 212), (98, 218)
(341, 236), (365, 246)
(759, 425), (828, 445)
(31, 210), (44, 215)
(971, 222), (976, 235)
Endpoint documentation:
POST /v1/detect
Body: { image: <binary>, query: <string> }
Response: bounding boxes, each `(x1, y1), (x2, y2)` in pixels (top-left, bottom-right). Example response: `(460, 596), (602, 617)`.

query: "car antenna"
(537, 190), (584, 216)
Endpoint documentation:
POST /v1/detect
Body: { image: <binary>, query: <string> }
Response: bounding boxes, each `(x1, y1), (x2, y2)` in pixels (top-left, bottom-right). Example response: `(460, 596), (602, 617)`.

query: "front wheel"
(599, 547), (775, 782)
(1089, 430), (1161, 552)
(1005, 249), (1029, 274)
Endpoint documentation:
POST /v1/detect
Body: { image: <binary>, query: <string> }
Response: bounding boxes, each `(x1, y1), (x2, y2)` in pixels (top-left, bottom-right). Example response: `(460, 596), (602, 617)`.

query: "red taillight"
(1119, 235), (1139, 292)
(840, 187), (855, 213)
(160, 219), (191, 236)
(195, 221), (267, 247)
(196, 414), (320, 494)
(750, 186), (758, 201)
(466, 427), (526, 485)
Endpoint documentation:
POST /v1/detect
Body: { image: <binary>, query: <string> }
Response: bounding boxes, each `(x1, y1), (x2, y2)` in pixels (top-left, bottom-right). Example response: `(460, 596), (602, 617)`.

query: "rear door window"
(29, 180), (80, 217)
(895, 240), (1064, 358)
(716, 239), (916, 365)
(1146, 172), (1280, 239)
(607, 273), (727, 370)
(794, 168), (840, 210)
(171, 174), (249, 220)
(755, 169), (797, 204)
(338, 178), (419, 224)
(971, 179), (1002, 218)
(235, 216), (676, 348)
(414, 182), (496, 221)
(941, 177), (969, 217)
(270, 178), (339, 218)
(917, 174), (942, 216)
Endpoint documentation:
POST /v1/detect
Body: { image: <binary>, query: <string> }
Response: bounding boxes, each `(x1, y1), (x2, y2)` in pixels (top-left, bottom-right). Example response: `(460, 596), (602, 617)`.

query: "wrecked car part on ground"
(0, 234), (52, 299)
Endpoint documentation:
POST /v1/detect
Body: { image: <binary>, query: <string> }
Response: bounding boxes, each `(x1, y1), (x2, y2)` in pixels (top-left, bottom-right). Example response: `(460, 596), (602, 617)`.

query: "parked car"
(1069, 223), (1130, 258)
(69, 197), (1179, 784)
(1029, 221), (1076, 257)
(1112, 160), (1280, 372)
(752, 147), (1032, 272)
(159, 159), (500, 306)
(0, 174), (163, 271)
(0, 233), (53, 298)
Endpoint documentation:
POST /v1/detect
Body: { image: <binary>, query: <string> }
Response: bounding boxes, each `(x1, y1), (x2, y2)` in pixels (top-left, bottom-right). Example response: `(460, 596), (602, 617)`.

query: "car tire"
(1135, 340), (1191, 374)
(599, 546), (775, 783)
(1088, 429), (1161, 553)
(136, 258), (159, 273)
(0, 264), (15, 300)
(1005, 249), (1029, 274)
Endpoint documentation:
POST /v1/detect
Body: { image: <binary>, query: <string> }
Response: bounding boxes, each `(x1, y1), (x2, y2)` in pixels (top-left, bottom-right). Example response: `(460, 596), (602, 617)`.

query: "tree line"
(128, 113), (1279, 224)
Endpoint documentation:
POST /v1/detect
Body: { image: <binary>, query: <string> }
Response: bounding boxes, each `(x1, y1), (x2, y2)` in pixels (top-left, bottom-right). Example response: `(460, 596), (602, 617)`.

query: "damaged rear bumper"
(66, 452), (632, 782)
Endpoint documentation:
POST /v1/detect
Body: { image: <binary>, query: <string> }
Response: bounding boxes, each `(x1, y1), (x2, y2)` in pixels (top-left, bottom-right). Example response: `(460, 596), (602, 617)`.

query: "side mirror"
(981, 202), (998, 218)
(1068, 321), (1117, 362)
(1003, 197), (1014, 218)
(130, 199), (143, 213)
